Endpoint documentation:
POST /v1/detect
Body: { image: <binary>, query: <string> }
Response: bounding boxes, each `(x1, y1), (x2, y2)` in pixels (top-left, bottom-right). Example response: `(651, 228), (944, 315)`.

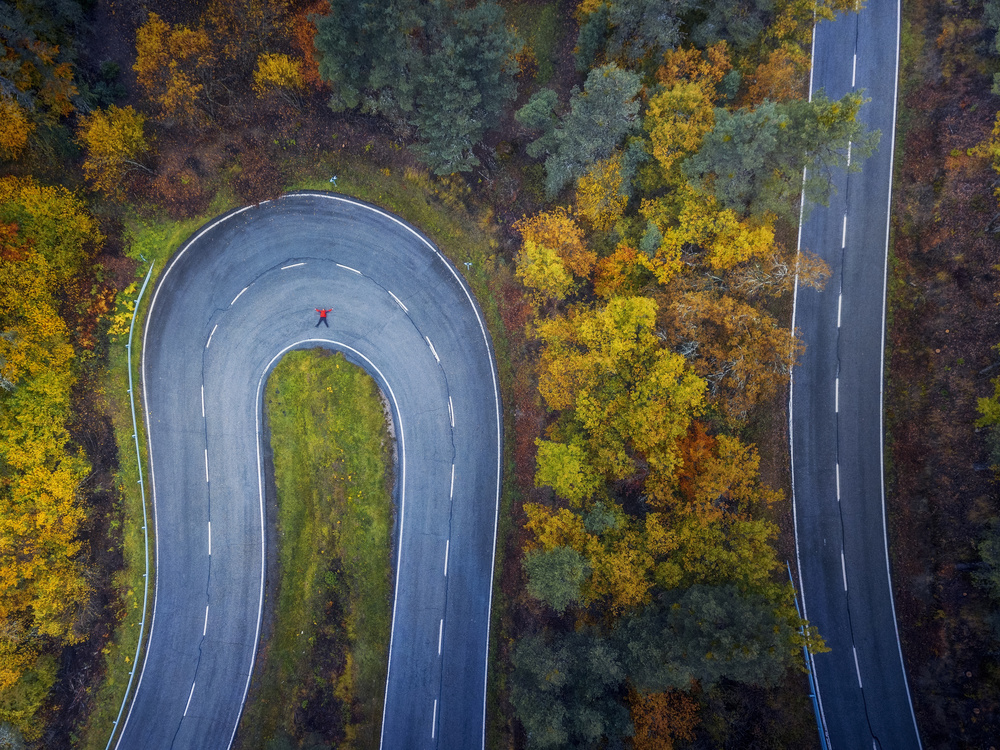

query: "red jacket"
(316, 308), (332, 318)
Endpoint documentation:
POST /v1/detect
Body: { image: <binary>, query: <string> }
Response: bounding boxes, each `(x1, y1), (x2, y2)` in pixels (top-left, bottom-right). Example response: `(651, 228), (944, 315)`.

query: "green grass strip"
(237, 348), (393, 750)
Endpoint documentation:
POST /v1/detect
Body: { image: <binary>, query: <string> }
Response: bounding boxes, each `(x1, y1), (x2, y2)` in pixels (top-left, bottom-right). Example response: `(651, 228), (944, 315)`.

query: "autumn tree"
(657, 290), (804, 419)
(290, 0), (328, 90)
(535, 297), (706, 484)
(76, 105), (151, 198)
(253, 52), (306, 107)
(0, 98), (33, 160)
(628, 688), (701, 750)
(744, 45), (809, 105)
(0, 194), (95, 738)
(576, 156), (627, 231)
(133, 13), (217, 126)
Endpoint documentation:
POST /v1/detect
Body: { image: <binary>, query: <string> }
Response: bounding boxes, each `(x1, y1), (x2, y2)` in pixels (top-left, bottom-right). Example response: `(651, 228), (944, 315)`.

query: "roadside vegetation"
(236, 349), (394, 749)
(0, 0), (925, 748)
(885, 0), (1000, 743)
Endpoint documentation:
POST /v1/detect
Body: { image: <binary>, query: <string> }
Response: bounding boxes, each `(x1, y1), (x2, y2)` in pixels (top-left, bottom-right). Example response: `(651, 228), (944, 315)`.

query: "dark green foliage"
(407, 1), (521, 174)
(511, 630), (632, 749)
(689, 0), (774, 50)
(313, 0), (414, 113)
(683, 92), (880, 221)
(614, 585), (800, 693)
(583, 502), (617, 534)
(523, 546), (589, 613)
(516, 88), (559, 158)
(314, 0), (521, 174)
(525, 64), (642, 199)
(574, 0), (689, 71)
(975, 519), (1000, 602)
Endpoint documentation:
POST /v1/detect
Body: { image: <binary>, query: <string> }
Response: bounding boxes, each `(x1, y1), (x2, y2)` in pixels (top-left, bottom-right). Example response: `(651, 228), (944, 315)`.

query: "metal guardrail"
(787, 560), (830, 750)
(105, 262), (155, 750)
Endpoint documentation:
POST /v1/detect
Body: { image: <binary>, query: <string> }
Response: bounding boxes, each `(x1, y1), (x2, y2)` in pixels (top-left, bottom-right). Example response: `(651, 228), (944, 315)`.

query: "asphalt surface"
(115, 193), (502, 749)
(791, 2), (922, 748)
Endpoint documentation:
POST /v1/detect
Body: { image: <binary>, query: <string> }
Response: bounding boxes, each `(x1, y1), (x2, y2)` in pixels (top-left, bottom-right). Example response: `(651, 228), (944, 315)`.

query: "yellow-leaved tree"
(0, 178), (99, 739)
(77, 105), (152, 198)
(253, 52), (306, 106)
(134, 12), (216, 126)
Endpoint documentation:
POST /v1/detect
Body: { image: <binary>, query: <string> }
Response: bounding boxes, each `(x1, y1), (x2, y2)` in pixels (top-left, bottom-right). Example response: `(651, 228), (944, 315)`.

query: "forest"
(1, 0), (998, 747)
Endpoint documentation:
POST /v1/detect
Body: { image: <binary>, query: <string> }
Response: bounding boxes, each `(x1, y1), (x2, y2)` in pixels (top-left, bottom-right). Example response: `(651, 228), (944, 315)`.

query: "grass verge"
(237, 348), (393, 749)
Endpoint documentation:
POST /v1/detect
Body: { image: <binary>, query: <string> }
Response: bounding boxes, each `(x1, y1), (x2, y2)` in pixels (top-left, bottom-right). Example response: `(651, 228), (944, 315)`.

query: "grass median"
(236, 348), (394, 750)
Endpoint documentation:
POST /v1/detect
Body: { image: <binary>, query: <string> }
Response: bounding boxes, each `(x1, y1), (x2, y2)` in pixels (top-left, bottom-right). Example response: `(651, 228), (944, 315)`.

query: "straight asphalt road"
(791, 1), (922, 748)
(114, 193), (502, 749)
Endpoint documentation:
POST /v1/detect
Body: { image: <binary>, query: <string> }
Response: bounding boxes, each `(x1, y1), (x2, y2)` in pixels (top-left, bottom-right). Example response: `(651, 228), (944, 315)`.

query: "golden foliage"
(0, 214), (94, 737)
(514, 208), (596, 279)
(516, 239), (574, 304)
(0, 99), (34, 160)
(576, 157), (627, 231)
(744, 45), (809, 105)
(134, 13), (215, 125)
(253, 52), (306, 102)
(77, 105), (150, 197)
(628, 688), (701, 750)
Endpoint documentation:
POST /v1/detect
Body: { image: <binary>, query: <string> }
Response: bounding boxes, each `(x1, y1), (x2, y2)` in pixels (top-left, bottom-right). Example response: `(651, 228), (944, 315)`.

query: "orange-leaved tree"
(134, 12), (217, 126)
(656, 290), (804, 419)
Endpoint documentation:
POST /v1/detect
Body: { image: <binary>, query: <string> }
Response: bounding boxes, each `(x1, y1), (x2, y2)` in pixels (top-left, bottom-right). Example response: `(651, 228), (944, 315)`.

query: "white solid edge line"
(184, 681), (196, 717)
(425, 336), (440, 363)
(789, 13), (832, 748)
(880, 2), (924, 744)
(231, 285), (249, 306)
(388, 289), (408, 313)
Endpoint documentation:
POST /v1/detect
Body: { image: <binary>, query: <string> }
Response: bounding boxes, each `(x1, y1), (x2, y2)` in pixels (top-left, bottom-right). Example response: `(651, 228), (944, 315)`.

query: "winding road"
(791, 1), (922, 747)
(114, 193), (502, 749)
